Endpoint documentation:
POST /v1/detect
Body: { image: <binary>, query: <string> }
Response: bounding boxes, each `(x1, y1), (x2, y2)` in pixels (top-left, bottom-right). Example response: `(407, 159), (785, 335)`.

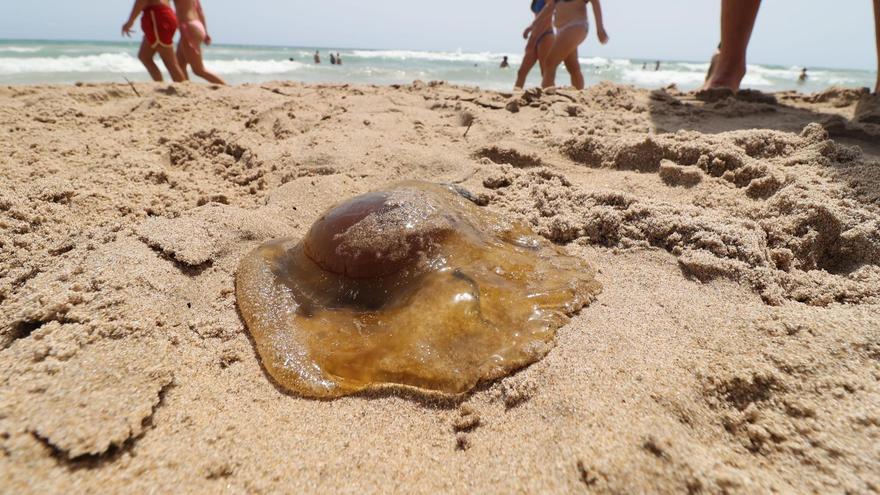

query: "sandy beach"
(1, 80), (879, 493)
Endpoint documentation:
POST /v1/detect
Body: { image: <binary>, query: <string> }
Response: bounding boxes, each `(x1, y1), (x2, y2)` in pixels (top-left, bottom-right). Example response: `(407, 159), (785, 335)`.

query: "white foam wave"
(349, 49), (511, 64)
(207, 59), (306, 75)
(0, 46), (42, 53)
(620, 69), (707, 87)
(0, 53), (307, 75)
(0, 53), (144, 74)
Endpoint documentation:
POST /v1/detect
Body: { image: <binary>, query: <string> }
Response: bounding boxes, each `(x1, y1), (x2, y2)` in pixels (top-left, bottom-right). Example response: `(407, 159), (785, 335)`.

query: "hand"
(598, 29), (610, 45)
(122, 21), (134, 37)
(523, 26), (532, 40)
(205, 34), (212, 46)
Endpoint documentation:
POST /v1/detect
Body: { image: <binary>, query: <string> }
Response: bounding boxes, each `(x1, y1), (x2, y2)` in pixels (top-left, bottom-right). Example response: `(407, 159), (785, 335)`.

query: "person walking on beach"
(525, 0), (609, 92)
(704, 0), (880, 94)
(173, 0), (226, 84)
(515, 0), (556, 90)
(874, 0), (880, 93)
(122, 0), (185, 82)
(314, 51), (321, 64)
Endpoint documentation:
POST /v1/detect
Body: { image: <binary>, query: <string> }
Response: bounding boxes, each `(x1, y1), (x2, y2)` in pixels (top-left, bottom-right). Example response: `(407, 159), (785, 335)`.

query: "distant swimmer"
(655, 60), (661, 71)
(525, 0), (609, 91)
(330, 53), (337, 65)
(122, 0), (185, 82)
(336, 52), (342, 65)
(798, 68), (808, 83)
(642, 62), (647, 70)
(314, 50), (321, 64)
(500, 56), (510, 68)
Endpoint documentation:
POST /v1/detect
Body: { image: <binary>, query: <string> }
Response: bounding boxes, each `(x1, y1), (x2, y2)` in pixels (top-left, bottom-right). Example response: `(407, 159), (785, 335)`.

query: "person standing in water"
(314, 51), (321, 64)
(526, 0), (609, 92)
(122, 0), (185, 82)
(173, 0), (226, 84)
(515, 0), (556, 90)
(330, 53), (337, 65)
(501, 56), (510, 68)
(798, 68), (808, 83)
(336, 52), (343, 65)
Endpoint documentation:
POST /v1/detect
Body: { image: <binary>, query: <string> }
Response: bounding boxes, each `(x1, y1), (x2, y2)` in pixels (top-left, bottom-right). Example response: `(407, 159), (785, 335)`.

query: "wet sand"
(1, 80), (879, 493)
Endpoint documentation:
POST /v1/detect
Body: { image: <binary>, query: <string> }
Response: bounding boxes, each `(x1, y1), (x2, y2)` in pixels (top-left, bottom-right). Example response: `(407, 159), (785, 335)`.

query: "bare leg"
(704, 0), (761, 91)
(176, 42), (190, 81)
(157, 45), (185, 82)
(541, 27), (587, 89)
(138, 39), (163, 82)
(874, 0), (879, 94)
(536, 34), (555, 77)
(180, 36), (226, 85)
(515, 47), (538, 89)
(563, 48), (584, 90)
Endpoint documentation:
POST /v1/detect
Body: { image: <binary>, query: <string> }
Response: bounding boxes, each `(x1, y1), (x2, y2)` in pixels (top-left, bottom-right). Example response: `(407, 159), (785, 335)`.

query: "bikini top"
(530, 0), (546, 14)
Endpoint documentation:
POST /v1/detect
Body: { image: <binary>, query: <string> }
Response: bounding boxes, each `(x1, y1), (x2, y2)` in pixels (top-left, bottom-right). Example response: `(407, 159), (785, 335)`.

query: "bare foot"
(702, 64), (746, 92)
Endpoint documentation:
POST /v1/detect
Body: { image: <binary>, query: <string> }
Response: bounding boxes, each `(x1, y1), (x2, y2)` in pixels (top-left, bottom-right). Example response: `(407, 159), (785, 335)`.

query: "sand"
(0, 80), (879, 493)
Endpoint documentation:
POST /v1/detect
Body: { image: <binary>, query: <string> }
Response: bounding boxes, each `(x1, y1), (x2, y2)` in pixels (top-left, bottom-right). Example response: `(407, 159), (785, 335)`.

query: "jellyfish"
(235, 181), (601, 398)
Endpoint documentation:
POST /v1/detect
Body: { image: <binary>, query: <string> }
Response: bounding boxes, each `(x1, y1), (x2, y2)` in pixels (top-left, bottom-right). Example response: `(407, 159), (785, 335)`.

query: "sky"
(0, 0), (877, 70)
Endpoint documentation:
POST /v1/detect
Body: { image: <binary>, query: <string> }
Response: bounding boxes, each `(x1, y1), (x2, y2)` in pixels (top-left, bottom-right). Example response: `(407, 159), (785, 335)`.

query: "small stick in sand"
(123, 77), (141, 97)
(459, 110), (475, 138)
(464, 121), (473, 138)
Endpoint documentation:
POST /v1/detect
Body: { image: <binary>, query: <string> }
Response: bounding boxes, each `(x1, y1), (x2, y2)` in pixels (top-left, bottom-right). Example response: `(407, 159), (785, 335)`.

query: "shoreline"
(2, 40), (876, 92)
(1, 81), (879, 493)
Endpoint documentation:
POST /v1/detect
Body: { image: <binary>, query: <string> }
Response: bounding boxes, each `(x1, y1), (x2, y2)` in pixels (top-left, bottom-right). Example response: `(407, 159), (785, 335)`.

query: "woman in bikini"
(515, 0), (556, 90)
(173, 0), (226, 85)
(526, 0), (609, 92)
(122, 0), (185, 82)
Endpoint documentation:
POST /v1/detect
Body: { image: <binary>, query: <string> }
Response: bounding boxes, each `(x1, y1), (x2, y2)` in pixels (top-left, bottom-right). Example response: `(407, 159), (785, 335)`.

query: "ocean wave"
(620, 69), (707, 87)
(0, 54), (144, 74)
(0, 46), (43, 53)
(0, 53), (307, 75)
(208, 59), (306, 74)
(348, 49), (512, 64)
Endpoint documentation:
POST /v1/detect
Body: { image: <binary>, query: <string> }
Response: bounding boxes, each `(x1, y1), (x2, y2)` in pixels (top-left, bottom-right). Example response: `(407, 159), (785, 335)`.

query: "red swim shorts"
(141, 5), (178, 48)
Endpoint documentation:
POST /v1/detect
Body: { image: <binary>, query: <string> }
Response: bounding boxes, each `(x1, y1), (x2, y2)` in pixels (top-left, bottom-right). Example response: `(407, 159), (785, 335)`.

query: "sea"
(1, 39), (876, 93)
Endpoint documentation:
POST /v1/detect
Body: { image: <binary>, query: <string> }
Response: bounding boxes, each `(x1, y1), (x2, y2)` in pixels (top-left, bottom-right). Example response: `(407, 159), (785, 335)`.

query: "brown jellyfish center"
(302, 189), (455, 278)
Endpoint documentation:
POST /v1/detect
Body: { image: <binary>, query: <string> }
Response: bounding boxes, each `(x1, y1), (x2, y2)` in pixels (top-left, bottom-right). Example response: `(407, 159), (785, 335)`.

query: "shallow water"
(1, 39), (875, 92)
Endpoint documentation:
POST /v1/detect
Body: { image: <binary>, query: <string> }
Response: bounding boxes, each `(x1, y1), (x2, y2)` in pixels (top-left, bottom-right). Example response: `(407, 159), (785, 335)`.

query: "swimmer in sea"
(515, 0), (556, 90)
(336, 52), (342, 65)
(526, 0), (609, 92)
(314, 51), (321, 64)
(122, 0), (185, 82)
(330, 53), (337, 65)
(798, 68), (808, 83)
(501, 56), (510, 68)
(173, 0), (226, 84)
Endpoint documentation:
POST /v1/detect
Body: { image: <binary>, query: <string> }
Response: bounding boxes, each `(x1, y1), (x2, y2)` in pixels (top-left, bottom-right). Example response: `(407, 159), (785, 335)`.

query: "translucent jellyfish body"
(235, 181), (601, 398)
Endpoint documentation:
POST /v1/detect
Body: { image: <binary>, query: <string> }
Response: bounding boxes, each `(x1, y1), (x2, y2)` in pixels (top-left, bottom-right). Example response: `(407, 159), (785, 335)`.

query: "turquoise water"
(0, 39), (876, 92)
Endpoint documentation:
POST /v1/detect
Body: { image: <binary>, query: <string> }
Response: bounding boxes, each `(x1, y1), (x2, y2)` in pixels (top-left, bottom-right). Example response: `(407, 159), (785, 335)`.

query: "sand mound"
(482, 124), (880, 305)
